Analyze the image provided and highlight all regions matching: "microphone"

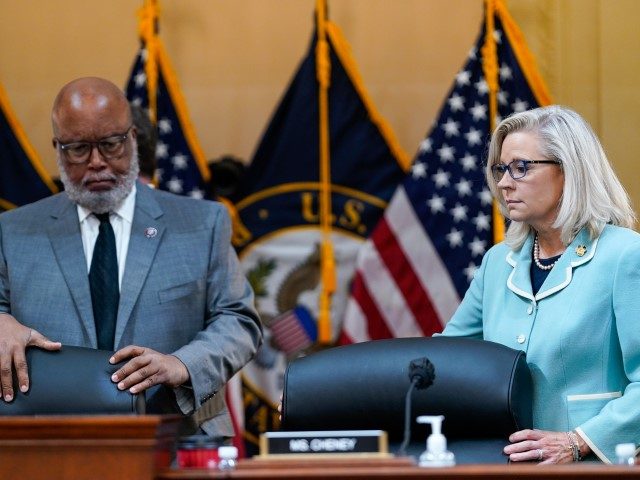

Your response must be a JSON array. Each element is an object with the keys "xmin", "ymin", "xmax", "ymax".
[
  {"xmin": 409, "ymin": 357, "xmax": 435, "ymax": 390},
  {"xmin": 397, "ymin": 357, "xmax": 435, "ymax": 456}
]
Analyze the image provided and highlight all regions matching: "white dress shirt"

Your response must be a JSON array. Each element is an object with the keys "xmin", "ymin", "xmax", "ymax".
[{"xmin": 77, "ymin": 185, "xmax": 136, "ymax": 290}]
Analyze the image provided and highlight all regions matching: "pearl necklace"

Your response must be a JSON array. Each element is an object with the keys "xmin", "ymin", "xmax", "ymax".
[{"xmin": 533, "ymin": 235, "xmax": 558, "ymax": 271}]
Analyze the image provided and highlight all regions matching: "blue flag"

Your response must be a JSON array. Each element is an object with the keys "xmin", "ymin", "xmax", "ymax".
[
  {"xmin": 234, "ymin": 15, "xmax": 409, "ymax": 454},
  {"xmin": 341, "ymin": 0, "xmax": 552, "ymax": 343},
  {"xmin": 0, "ymin": 82, "xmax": 56, "ymax": 211}
]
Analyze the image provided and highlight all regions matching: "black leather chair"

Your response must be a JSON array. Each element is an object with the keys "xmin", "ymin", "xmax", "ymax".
[
  {"xmin": 281, "ymin": 337, "xmax": 532, "ymax": 463},
  {"xmin": 0, "ymin": 345, "xmax": 145, "ymax": 415}
]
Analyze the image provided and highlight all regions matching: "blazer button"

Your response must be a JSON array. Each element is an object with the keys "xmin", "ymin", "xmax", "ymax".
[{"xmin": 516, "ymin": 334, "xmax": 526, "ymax": 344}]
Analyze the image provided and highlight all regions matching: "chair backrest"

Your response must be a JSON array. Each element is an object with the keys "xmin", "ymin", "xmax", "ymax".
[
  {"xmin": 0, "ymin": 345, "xmax": 145, "ymax": 415},
  {"xmin": 281, "ymin": 337, "xmax": 532, "ymax": 463}
]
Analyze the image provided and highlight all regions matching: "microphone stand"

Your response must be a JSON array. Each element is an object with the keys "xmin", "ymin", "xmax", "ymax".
[{"xmin": 396, "ymin": 357, "xmax": 435, "ymax": 457}]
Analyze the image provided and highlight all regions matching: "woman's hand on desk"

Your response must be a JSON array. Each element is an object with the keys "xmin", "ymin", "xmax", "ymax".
[{"xmin": 504, "ymin": 428, "xmax": 590, "ymax": 464}]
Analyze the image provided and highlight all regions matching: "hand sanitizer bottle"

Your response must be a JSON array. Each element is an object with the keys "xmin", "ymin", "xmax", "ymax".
[
  {"xmin": 417, "ymin": 415, "xmax": 456, "ymax": 467},
  {"xmin": 615, "ymin": 443, "xmax": 637, "ymax": 465},
  {"xmin": 218, "ymin": 446, "xmax": 238, "ymax": 470}
]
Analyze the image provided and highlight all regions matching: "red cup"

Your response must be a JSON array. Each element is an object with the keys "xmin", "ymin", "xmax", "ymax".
[{"xmin": 177, "ymin": 435, "xmax": 221, "ymax": 469}]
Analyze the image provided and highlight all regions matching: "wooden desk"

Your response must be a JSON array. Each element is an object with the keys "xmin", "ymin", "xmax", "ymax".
[
  {"xmin": 157, "ymin": 457, "xmax": 640, "ymax": 479},
  {"xmin": 0, "ymin": 415, "xmax": 180, "ymax": 480}
]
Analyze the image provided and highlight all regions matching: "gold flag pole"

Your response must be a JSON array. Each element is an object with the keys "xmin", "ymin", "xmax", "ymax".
[
  {"xmin": 315, "ymin": 0, "xmax": 336, "ymax": 345},
  {"xmin": 481, "ymin": 0, "xmax": 505, "ymax": 243},
  {"xmin": 138, "ymin": 0, "xmax": 160, "ymax": 123}
]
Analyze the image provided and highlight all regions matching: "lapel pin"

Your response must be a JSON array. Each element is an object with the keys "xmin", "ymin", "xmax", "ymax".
[
  {"xmin": 145, "ymin": 227, "xmax": 158, "ymax": 238},
  {"xmin": 575, "ymin": 245, "xmax": 587, "ymax": 257}
]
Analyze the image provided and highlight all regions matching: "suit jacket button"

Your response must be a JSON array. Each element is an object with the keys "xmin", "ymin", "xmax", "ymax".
[
  {"xmin": 516, "ymin": 334, "xmax": 526, "ymax": 344},
  {"xmin": 201, "ymin": 393, "xmax": 214, "ymax": 402}
]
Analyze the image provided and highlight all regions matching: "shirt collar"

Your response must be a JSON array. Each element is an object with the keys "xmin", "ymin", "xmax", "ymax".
[
  {"xmin": 505, "ymin": 226, "xmax": 598, "ymax": 300},
  {"xmin": 77, "ymin": 183, "xmax": 137, "ymax": 223}
]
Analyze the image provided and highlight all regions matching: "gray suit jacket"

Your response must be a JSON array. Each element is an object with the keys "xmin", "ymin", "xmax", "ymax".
[{"xmin": 0, "ymin": 182, "xmax": 262, "ymax": 437}]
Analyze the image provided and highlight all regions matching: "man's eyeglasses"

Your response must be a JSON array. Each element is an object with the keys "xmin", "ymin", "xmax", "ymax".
[
  {"xmin": 491, "ymin": 159, "xmax": 562, "ymax": 182},
  {"xmin": 54, "ymin": 125, "xmax": 133, "ymax": 164}
]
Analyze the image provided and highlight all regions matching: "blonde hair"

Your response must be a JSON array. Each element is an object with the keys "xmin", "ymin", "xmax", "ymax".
[{"xmin": 486, "ymin": 105, "xmax": 635, "ymax": 249}]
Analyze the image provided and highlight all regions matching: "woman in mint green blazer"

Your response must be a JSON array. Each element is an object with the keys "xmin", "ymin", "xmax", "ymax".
[{"xmin": 442, "ymin": 105, "xmax": 639, "ymax": 464}]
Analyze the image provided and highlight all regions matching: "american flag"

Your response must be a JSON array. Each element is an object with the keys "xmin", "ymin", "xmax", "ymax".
[
  {"xmin": 124, "ymin": 1, "xmax": 210, "ymax": 198},
  {"xmin": 340, "ymin": 2, "xmax": 551, "ymax": 343},
  {"xmin": 269, "ymin": 306, "xmax": 317, "ymax": 356}
]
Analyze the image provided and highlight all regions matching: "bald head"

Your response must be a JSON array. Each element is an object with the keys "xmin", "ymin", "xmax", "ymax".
[
  {"xmin": 52, "ymin": 77, "xmax": 132, "ymax": 138},
  {"xmin": 52, "ymin": 77, "xmax": 139, "ymax": 213}
]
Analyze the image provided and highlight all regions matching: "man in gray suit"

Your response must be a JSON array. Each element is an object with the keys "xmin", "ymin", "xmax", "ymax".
[{"xmin": 0, "ymin": 77, "xmax": 262, "ymax": 437}]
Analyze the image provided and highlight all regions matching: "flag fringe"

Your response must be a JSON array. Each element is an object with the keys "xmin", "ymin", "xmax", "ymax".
[
  {"xmin": 219, "ymin": 196, "xmax": 253, "ymax": 246},
  {"xmin": 326, "ymin": 22, "xmax": 411, "ymax": 172},
  {"xmin": 496, "ymin": 0, "xmax": 553, "ymax": 106},
  {"xmin": 0, "ymin": 81, "xmax": 57, "ymax": 194},
  {"xmin": 137, "ymin": 0, "xmax": 210, "ymax": 183},
  {"xmin": 0, "ymin": 198, "xmax": 16, "ymax": 210},
  {"xmin": 156, "ymin": 42, "xmax": 211, "ymax": 183},
  {"xmin": 240, "ymin": 372, "xmax": 281, "ymax": 408}
]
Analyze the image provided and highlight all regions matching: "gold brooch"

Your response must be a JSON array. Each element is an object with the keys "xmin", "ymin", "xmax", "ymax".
[{"xmin": 576, "ymin": 245, "xmax": 587, "ymax": 257}]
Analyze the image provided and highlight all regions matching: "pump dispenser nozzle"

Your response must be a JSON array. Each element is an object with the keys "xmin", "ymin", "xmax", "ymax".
[{"xmin": 416, "ymin": 415, "xmax": 455, "ymax": 467}]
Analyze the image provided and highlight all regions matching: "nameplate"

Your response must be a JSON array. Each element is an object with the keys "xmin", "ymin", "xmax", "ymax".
[{"xmin": 259, "ymin": 430, "xmax": 388, "ymax": 457}]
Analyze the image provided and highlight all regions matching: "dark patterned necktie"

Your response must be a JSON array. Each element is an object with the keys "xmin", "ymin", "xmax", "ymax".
[{"xmin": 89, "ymin": 213, "xmax": 119, "ymax": 350}]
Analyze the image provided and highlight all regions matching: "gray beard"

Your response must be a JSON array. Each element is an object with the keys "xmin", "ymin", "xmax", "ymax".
[{"xmin": 57, "ymin": 150, "xmax": 140, "ymax": 214}]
